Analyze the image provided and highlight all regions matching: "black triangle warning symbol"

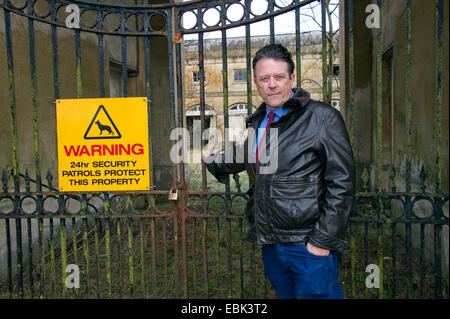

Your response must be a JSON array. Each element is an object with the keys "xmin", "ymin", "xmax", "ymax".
[{"xmin": 84, "ymin": 105, "xmax": 122, "ymax": 139}]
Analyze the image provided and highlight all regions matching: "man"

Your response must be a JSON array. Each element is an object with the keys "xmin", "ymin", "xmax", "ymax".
[{"xmin": 203, "ymin": 44, "xmax": 355, "ymax": 299}]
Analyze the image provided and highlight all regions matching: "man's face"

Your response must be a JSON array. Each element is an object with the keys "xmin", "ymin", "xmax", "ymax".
[{"xmin": 253, "ymin": 58, "xmax": 295, "ymax": 110}]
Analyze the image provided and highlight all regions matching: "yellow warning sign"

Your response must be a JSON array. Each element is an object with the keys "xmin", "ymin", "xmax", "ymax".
[{"xmin": 56, "ymin": 97, "xmax": 150, "ymax": 192}]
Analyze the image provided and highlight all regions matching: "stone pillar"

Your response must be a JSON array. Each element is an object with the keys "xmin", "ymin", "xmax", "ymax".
[
  {"xmin": 339, "ymin": 0, "xmax": 375, "ymax": 190},
  {"xmin": 148, "ymin": 0, "xmax": 174, "ymax": 190}
]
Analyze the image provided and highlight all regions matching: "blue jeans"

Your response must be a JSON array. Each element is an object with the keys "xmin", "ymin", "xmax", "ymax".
[{"xmin": 262, "ymin": 244, "xmax": 343, "ymax": 299}]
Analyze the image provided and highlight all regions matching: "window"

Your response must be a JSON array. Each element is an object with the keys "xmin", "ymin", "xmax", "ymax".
[
  {"xmin": 333, "ymin": 65, "xmax": 339, "ymax": 76},
  {"xmin": 229, "ymin": 103, "xmax": 249, "ymax": 114},
  {"xmin": 192, "ymin": 71, "xmax": 205, "ymax": 84},
  {"xmin": 233, "ymin": 69, "xmax": 247, "ymax": 82}
]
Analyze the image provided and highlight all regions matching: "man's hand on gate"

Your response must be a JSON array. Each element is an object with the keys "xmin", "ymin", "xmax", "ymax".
[{"xmin": 306, "ymin": 242, "xmax": 330, "ymax": 256}]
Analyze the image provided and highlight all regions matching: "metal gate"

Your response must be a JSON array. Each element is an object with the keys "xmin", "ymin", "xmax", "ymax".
[{"xmin": 0, "ymin": 0, "xmax": 448, "ymax": 299}]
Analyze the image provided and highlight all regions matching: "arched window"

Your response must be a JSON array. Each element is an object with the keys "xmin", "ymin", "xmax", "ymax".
[
  {"xmin": 185, "ymin": 105, "xmax": 216, "ymax": 149},
  {"xmin": 228, "ymin": 103, "xmax": 255, "ymax": 115},
  {"xmin": 186, "ymin": 104, "xmax": 216, "ymax": 116}
]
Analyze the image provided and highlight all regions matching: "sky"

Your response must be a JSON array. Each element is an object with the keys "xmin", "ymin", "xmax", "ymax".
[{"xmin": 180, "ymin": 0, "xmax": 340, "ymax": 40}]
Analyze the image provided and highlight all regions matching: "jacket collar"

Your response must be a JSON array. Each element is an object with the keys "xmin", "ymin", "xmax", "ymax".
[{"xmin": 245, "ymin": 87, "xmax": 311, "ymax": 124}]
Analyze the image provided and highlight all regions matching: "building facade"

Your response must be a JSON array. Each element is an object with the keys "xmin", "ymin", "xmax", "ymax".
[{"xmin": 183, "ymin": 32, "xmax": 340, "ymax": 146}]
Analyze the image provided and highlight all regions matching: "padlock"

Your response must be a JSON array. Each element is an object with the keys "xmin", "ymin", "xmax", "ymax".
[{"xmin": 168, "ymin": 187, "xmax": 178, "ymax": 201}]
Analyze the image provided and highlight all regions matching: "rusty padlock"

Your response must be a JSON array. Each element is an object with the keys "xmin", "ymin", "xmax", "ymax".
[{"xmin": 168, "ymin": 187, "xmax": 178, "ymax": 201}]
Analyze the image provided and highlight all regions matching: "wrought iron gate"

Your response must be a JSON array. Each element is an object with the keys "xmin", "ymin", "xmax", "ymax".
[{"xmin": 0, "ymin": 0, "xmax": 448, "ymax": 299}]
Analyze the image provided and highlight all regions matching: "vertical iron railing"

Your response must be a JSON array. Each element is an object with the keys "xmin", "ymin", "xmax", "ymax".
[
  {"xmin": 347, "ymin": 0, "xmax": 357, "ymax": 298},
  {"xmin": 433, "ymin": 0, "xmax": 444, "ymax": 300},
  {"xmin": 375, "ymin": 0, "xmax": 384, "ymax": 298}
]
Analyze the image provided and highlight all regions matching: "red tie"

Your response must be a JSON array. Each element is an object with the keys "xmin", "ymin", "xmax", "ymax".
[{"xmin": 255, "ymin": 112, "xmax": 275, "ymax": 171}]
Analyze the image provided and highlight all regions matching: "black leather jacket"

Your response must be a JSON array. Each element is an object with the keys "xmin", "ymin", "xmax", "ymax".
[{"xmin": 205, "ymin": 88, "xmax": 355, "ymax": 252}]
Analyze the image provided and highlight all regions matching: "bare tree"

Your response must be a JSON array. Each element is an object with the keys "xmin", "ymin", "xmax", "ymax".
[{"xmin": 301, "ymin": 0, "xmax": 340, "ymax": 104}]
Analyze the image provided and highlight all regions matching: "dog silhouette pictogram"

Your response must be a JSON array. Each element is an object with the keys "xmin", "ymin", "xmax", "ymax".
[{"xmin": 95, "ymin": 120, "xmax": 114, "ymax": 135}]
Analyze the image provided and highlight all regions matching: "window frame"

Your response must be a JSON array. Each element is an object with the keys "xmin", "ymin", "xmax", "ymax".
[
  {"xmin": 233, "ymin": 69, "xmax": 247, "ymax": 82},
  {"xmin": 192, "ymin": 71, "xmax": 205, "ymax": 84}
]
